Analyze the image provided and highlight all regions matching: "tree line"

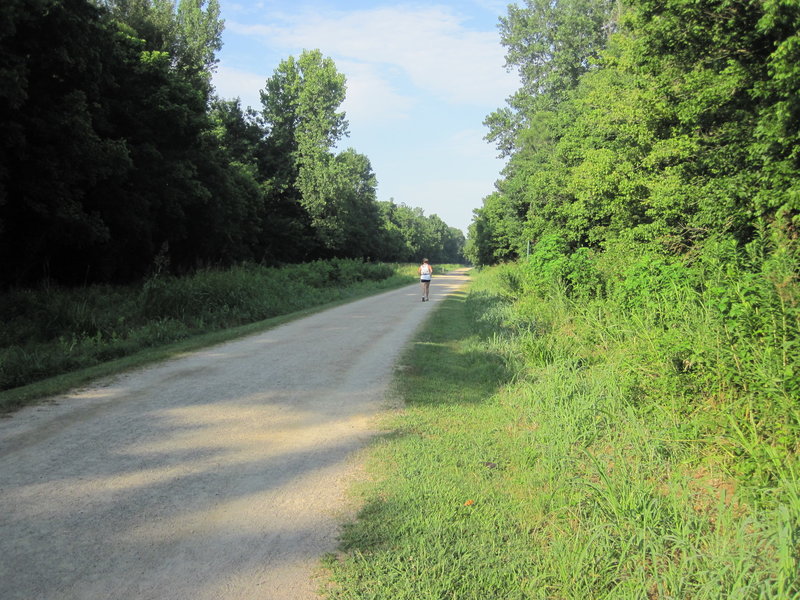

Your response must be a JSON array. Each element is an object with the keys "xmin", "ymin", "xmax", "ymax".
[
  {"xmin": 461, "ymin": 3, "xmax": 799, "ymax": 585},
  {"xmin": 0, "ymin": 0, "xmax": 465, "ymax": 287},
  {"xmin": 467, "ymin": 0, "xmax": 799, "ymax": 479},
  {"xmin": 468, "ymin": 0, "xmax": 798, "ymax": 273}
]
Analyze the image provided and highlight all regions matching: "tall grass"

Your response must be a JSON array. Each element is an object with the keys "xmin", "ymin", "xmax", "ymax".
[
  {"xmin": 0, "ymin": 259, "xmax": 446, "ymax": 399},
  {"xmin": 324, "ymin": 261, "xmax": 800, "ymax": 599}
]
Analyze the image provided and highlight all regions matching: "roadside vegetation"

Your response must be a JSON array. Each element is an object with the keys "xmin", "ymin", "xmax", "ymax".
[
  {"xmin": 1, "ymin": 3, "xmax": 468, "ymax": 411},
  {"xmin": 324, "ymin": 1, "xmax": 794, "ymax": 595},
  {"xmin": 0, "ymin": 260, "xmax": 461, "ymax": 411},
  {"xmin": 324, "ymin": 264, "xmax": 798, "ymax": 598},
  {"xmin": 2, "ymin": 1, "xmax": 464, "ymax": 287}
]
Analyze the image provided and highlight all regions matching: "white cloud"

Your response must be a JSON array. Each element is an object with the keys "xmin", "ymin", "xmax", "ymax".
[
  {"xmin": 336, "ymin": 60, "xmax": 416, "ymax": 123},
  {"xmin": 227, "ymin": 5, "xmax": 517, "ymax": 108},
  {"xmin": 212, "ymin": 63, "xmax": 265, "ymax": 109}
]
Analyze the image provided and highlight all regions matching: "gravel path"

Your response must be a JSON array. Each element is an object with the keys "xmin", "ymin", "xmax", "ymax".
[{"xmin": 0, "ymin": 271, "xmax": 469, "ymax": 600}]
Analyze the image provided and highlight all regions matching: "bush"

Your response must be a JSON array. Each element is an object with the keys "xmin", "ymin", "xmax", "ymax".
[
  {"xmin": 0, "ymin": 259, "xmax": 410, "ymax": 392},
  {"xmin": 504, "ymin": 232, "xmax": 800, "ymax": 483},
  {"xmin": 520, "ymin": 233, "xmax": 605, "ymax": 300},
  {"xmin": 460, "ymin": 260, "xmax": 800, "ymax": 596}
]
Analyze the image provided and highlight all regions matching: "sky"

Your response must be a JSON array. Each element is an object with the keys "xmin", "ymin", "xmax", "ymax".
[{"xmin": 211, "ymin": 0, "xmax": 519, "ymax": 234}]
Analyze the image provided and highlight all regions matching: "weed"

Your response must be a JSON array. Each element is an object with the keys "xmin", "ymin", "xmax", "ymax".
[
  {"xmin": 326, "ymin": 264, "xmax": 800, "ymax": 599},
  {"xmin": 0, "ymin": 261, "xmax": 457, "ymax": 405}
]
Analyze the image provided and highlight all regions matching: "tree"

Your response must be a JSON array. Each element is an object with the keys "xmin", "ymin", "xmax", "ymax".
[
  {"xmin": 259, "ymin": 49, "xmax": 350, "ymax": 256},
  {"xmin": 442, "ymin": 226, "xmax": 466, "ymax": 263},
  {"xmin": 485, "ymin": 0, "xmax": 618, "ymax": 157},
  {"xmin": 0, "ymin": 5, "xmax": 463, "ymax": 285},
  {"xmin": 324, "ymin": 148, "xmax": 382, "ymax": 256},
  {"xmin": 98, "ymin": 0, "xmax": 223, "ymax": 78},
  {"xmin": 472, "ymin": 0, "xmax": 800, "ymax": 269},
  {"xmin": 0, "ymin": 0, "xmax": 132, "ymax": 283},
  {"xmin": 0, "ymin": 0, "xmax": 236, "ymax": 284}
]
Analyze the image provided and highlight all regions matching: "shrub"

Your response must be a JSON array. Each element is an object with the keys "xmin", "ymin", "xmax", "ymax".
[{"xmin": 0, "ymin": 259, "xmax": 410, "ymax": 392}]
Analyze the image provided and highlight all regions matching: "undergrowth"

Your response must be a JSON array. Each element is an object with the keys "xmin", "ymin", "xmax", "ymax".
[
  {"xmin": 0, "ymin": 259, "xmax": 452, "ymax": 395},
  {"xmin": 324, "ymin": 249, "xmax": 799, "ymax": 599}
]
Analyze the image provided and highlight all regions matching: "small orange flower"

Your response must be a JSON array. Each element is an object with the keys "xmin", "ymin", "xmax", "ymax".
[{"xmin": 464, "ymin": 499, "xmax": 475, "ymax": 506}]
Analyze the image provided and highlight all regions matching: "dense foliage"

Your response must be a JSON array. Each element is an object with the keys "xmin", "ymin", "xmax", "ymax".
[
  {"xmin": 470, "ymin": 1, "xmax": 799, "ymax": 437},
  {"xmin": 0, "ymin": 259, "xmax": 455, "ymax": 398},
  {"xmin": 471, "ymin": 0, "xmax": 798, "ymax": 267},
  {"xmin": 461, "ymin": 1, "xmax": 799, "ymax": 592},
  {"xmin": 327, "ymin": 267, "xmax": 799, "ymax": 597},
  {"xmin": 0, "ymin": 0, "xmax": 464, "ymax": 286}
]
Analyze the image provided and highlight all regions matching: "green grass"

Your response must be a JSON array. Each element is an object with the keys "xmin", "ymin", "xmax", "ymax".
[
  {"xmin": 322, "ymin": 267, "xmax": 800, "ymax": 599},
  {"xmin": 324, "ymin": 281, "xmax": 526, "ymax": 599},
  {"xmin": 0, "ymin": 261, "xmax": 464, "ymax": 412}
]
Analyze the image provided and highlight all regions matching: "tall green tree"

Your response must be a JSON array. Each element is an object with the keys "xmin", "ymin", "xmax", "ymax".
[
  {"xmin": 0, "ymin": 0, "xmax": 236, "ymax": 283},
  {"xmin": 474, "ymin": 0, "xmax": 800, "ymax": 265},
  {"xmin": 0, "ymin": 0, "xmax": 131, "ymax": 282},
  {"xmin": 485, "ymin": 0, "xmax": 618, "ymax": 157},
  {"xmin": 98, "ymin": 0, "xmax": 223, "ymax": 77},
  {"xmin": 323, "ymin": 148, "xmax": 382, "ymax": 256},
  {"xmin": 259, "ymin": 49, "xmax": 350, "ymax": 256},
  {"xmin": 0, "ymin": 5, "xmax": 463, "ymax": 285}
]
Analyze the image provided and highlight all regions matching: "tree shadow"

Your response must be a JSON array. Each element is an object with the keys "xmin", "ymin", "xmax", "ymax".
[
  {"xmin": 0, "ymin": 285, "xmax": 450, "ymax": 599},
  {"xmin": 398, "ymin": 291, "xmax": 515, "ymax": 407},
  {"xmin": 0, "ymin": 394, "xmax": 380, "ymax": 599}
]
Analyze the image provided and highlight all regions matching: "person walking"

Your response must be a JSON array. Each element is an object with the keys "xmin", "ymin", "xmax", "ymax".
[{"xmin": 418, "ymin": 258, "xmax": 433, "ymax": 301}]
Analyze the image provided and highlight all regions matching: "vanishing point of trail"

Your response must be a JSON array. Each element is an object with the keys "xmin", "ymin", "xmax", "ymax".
[{"xmin": 0, "ymin": 271, "xmax": 469, "ymax": 600}]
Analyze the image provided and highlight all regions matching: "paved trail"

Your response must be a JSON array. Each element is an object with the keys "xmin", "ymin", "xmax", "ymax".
[{"xmin": 0, "ymin": 271, "xmax": 469, "ymax": 600}]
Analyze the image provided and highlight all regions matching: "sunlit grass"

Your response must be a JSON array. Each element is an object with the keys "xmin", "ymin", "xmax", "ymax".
[{"xmin": 323, "ymin": 266, "xmax": 800, "ymax": 599}]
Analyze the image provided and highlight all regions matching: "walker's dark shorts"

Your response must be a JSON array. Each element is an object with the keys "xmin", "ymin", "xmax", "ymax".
[{"xmin": 420, "ymin": 279, "xmax": 431, "ymax": 283}]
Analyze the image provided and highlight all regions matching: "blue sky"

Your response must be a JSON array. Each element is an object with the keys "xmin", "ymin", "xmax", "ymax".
[{"xmin": 211, "ymin": 1, "xmax": 519, "ymax": 234}]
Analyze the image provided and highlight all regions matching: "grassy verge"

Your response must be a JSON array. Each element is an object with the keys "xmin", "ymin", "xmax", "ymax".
[
  {"xmin": 323, "ymin": 266, "xmax": 800, "ymax": 599},
  {"xmin": 1, "ymin": 261, "xmax": 463, "ymax": 412}
]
